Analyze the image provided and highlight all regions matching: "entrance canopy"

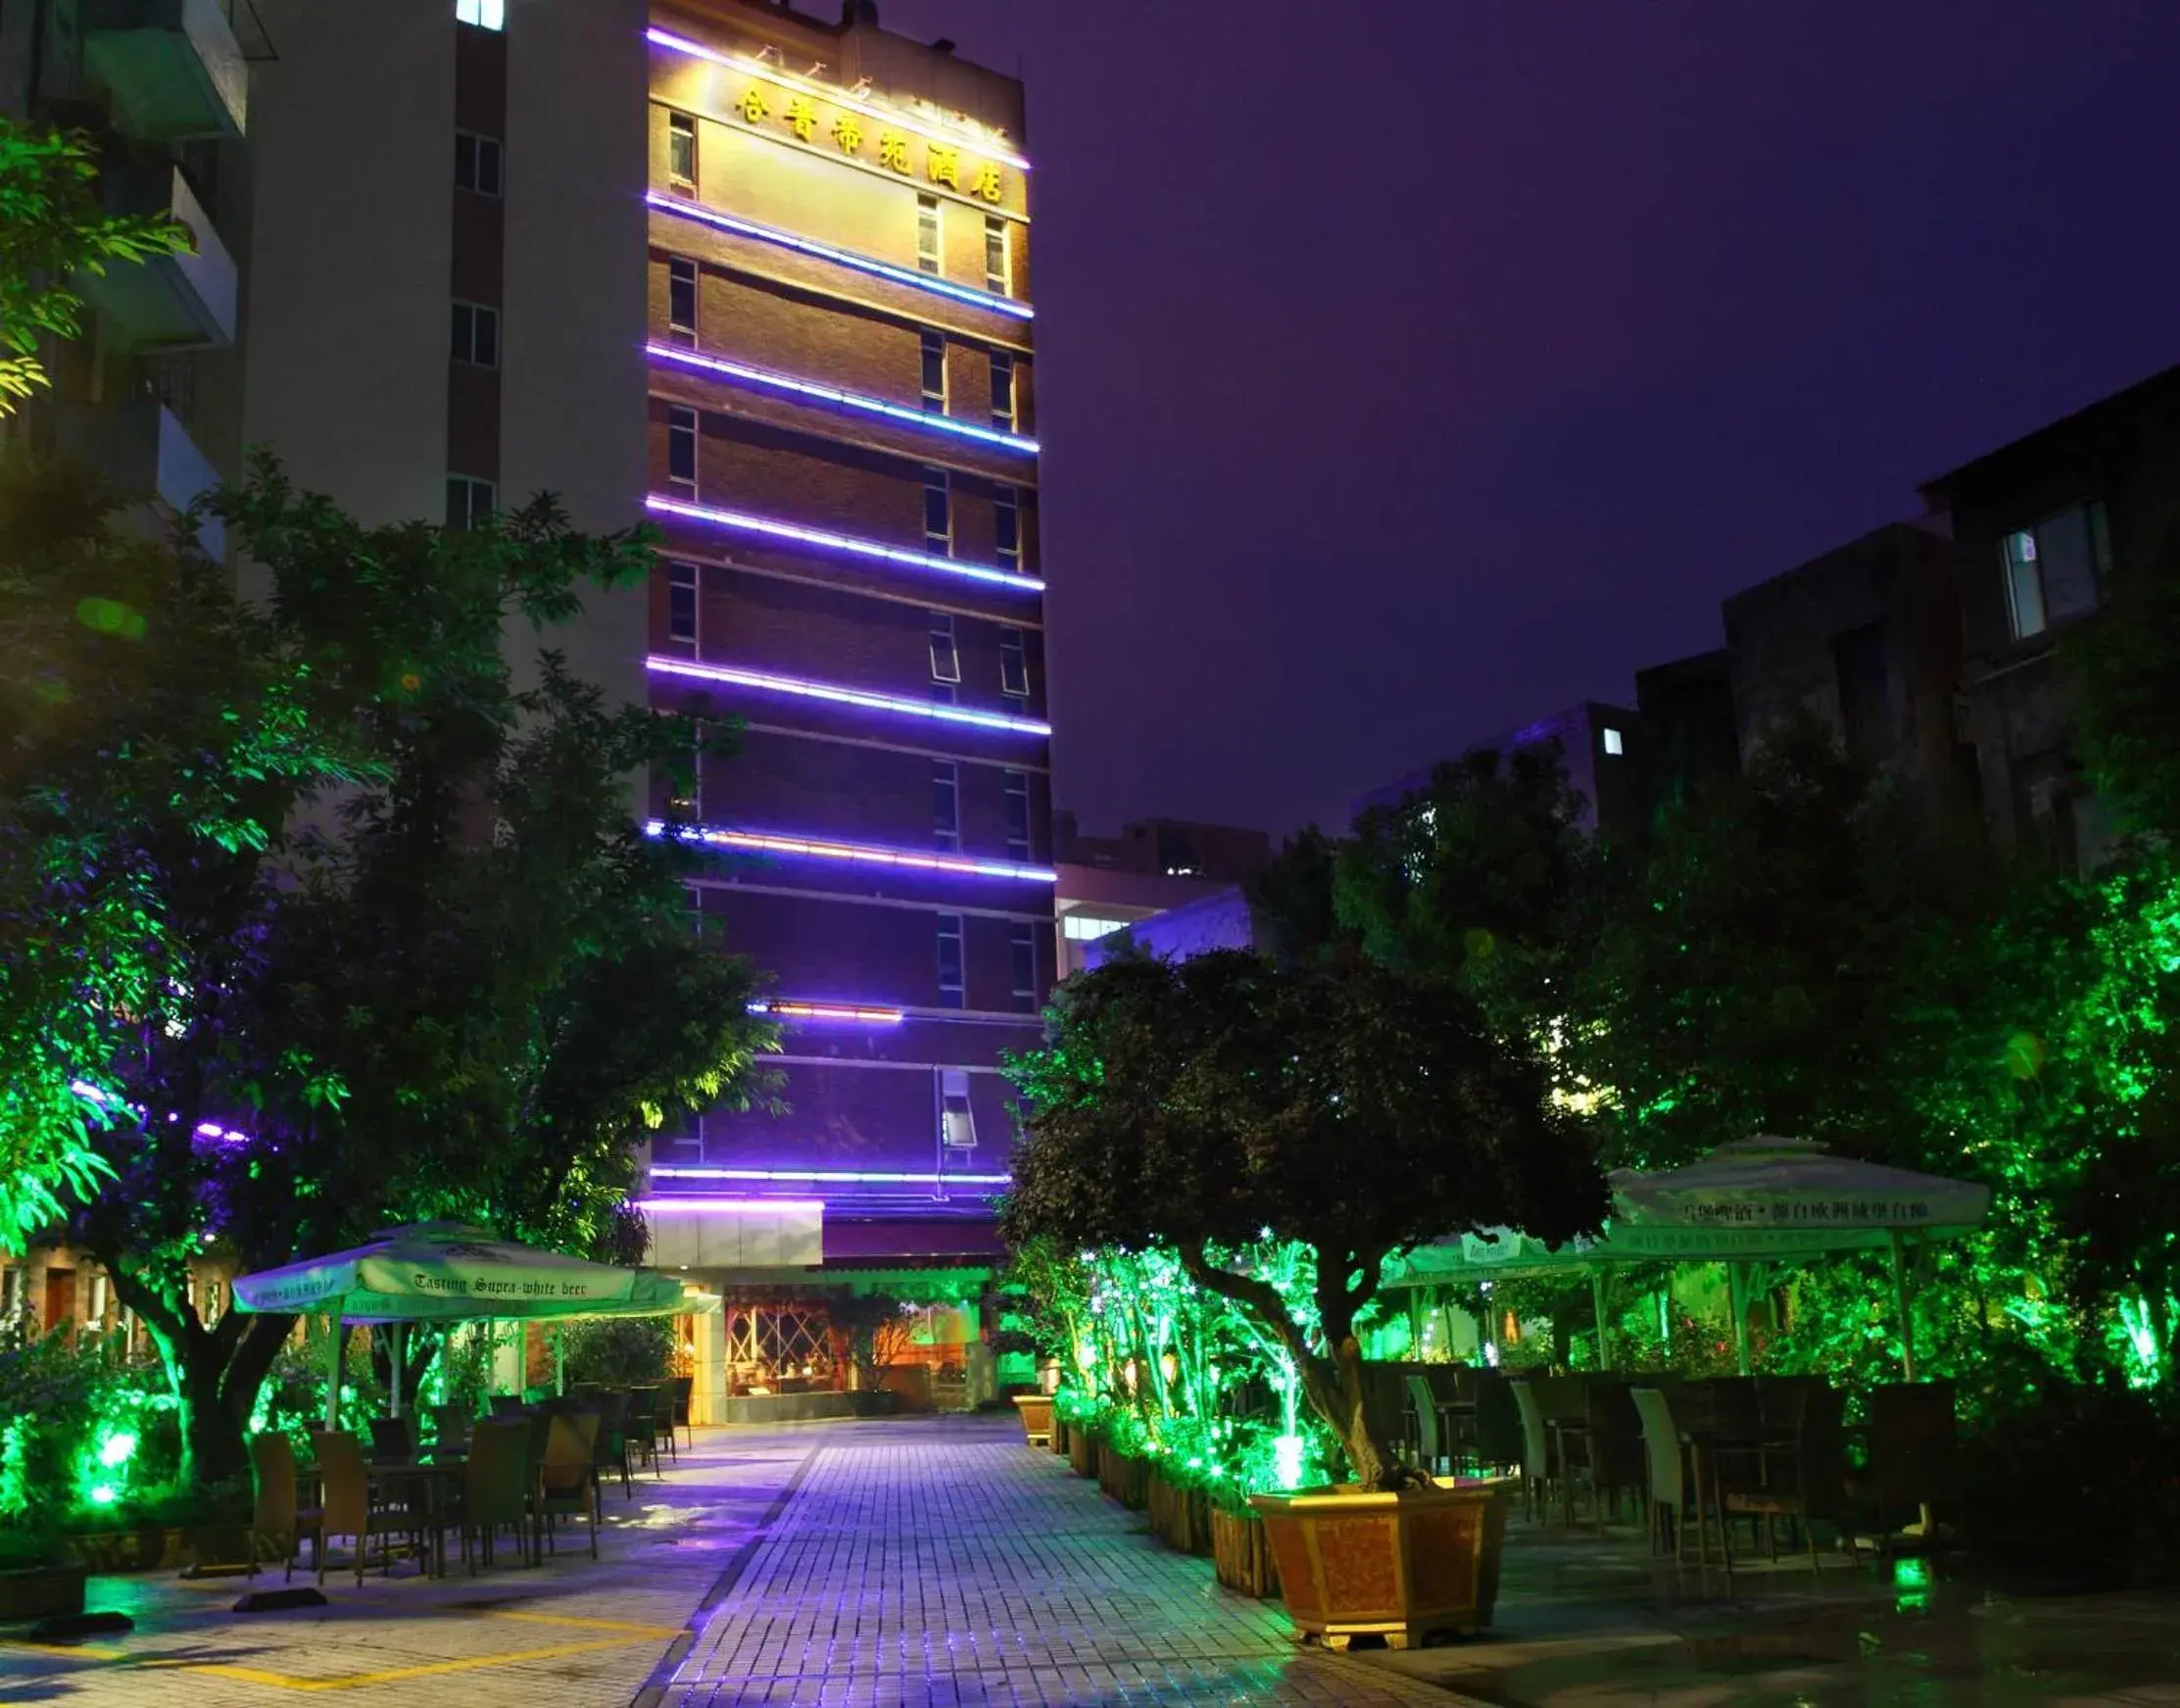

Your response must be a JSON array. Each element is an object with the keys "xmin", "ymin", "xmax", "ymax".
[{"xmin": 231, "ymin": 1221, "xmax": 709, "ymax": 1324}]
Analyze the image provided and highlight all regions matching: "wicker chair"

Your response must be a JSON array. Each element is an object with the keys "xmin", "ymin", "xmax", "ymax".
[
  {"xmin": 457, "ymin": 1418, "xmax": 535, "ymax": 1570},
  {"xmin": 1722, "ymin": 1383, "xmax": 1850, "ymax": 1571},
  {"xmin": 539, "ymin": 1413, "xmax": 603, "ymax": 1558},
  {"xmin": 1509, "ymin": 1381, "xmax": 1559, "ymax": 1522},
  {"xmin": 313, "ymin": 1429, "xmax": 419, "ymax": 1585},
  {"xmin": 248, "ymin": 1432, "xmax": 322, "ymax": 1581},
  {"xmin": 1630, "ymin": 1386, "xmax": 1693, "ymax": 1559}
]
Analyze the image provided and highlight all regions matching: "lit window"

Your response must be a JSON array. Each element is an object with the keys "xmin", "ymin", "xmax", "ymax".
[
  {"xmin": 668, "ymin": 112, "xmax": 697, "ymax": 189},
  {"xmin": 456, "ymin": 0, "xmax": 505, "ymax": 29},
  {"xmin": 990, "ymin": 351, "xmax": 1015, "ymax": 429},
  {"xmin": 928, "ymin": 610, "xmax": 960, "ymax": 687},
  {"xmin": 993, "ymin": 484, "xmax": 1019, "ymax": 570},
  {"xmin": 934, "ymin": 760, "xmax": 960, "ymax": 852},
  {"xmin": 667, "ymin": 405, "xmax": 699, "ymax": 496},
  {"xmin": 984, "ymin": 215, "xmax": 1010, "ymax": 296},
  {"xmin": 998, "ymin": 627, "xmax": 1029, "ymax": 700},
  {"xmin": 936, "ymin": 915, "xmax": 965, "ymax": 1008},
  {"xmin": 667, "ymin": 561, "xmax": 699, "ymax": 646},
  {"xmin": 1062, "ymin": 914, "xmax": 1129, "ymax": 943},
  {"xmin": 2002, "ymin": 501, "xmax": 2108, "ymax": 642},
  {"xmin": 455, "ymin": 130, "xmax": 503, "ymax": 196},
  {"xmin": 1009, "ymin": 924, "xmax": 1037, "ymax": 1013},
  {"xmin": 446, "ymin": 474, "xmax": 496, "ymax": 531},
  {"xmin": 916, "ymin": 194, "xmax": 942, "ymax": 275},
  {"xmin": 1601, "ymin": 727, "xmax": 1623, "ymax": 757},
  {"xmin": 922, "ymin": 466, "xmax": 950, "ymax": 553},
  {"xmin": 920, "ymin": 331, "xmax": 947, "ymax": 412},
  {"xmin": 451, "ymin": 300, "xmax": 500, "ymax": 367},
  {"xmin": 939, "ymin": 1066, "xmax": 976, "ymax": 1145},
  {"xmin": 1002, "ymin": 769, "xmax": 1031, "ymax": 860},
  {"xmin": 668, "ymin": 258, "xmax": 698, "ymax": 346}
]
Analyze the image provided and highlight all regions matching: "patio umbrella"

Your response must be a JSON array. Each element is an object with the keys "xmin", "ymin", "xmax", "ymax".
[
  {"xmin": 232, "ymin": 1222, "xmax": 705, "ymax": 1423},
  {"xmin": 1384, "ymin": 1138, "xmax": 1991, "ymax": 1376}
]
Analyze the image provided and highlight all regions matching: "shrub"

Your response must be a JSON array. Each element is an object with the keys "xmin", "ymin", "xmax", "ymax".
[{"xmin": 561, "ymin": 1317, "xmax": 673, "ymax": 1389}]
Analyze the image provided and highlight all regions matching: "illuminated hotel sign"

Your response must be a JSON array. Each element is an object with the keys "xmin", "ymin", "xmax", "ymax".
[{"xmin": 733, "ymin": 81, "xmax": 1007, "ymax": 202}]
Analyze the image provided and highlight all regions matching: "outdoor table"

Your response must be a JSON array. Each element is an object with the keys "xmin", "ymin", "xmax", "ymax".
[
  {"xmin": 1679, "ymin": 1425, "xmax": 1795, "ymax": 1569},
  {"xmin": 369, "ymin": 1459, "xmax": 465, "ymax": 1578}
]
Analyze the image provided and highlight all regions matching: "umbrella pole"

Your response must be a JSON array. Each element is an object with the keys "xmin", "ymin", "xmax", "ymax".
[
  {"xmin": 390, "ymin": 1322, "xmax": 405, "ymax": 1420},
  {"xmin": 325, "ymin": 1314, "xmax": 344, "ymax": 1431},
  {"xmin": 1888, "ymin": 1230, "xmax": 1918, "ymax": 1382},
  {"xmin": 1728, "ymin": 1263, "xmax": 1752, "ymax": 1375},
  {"xmin": 1590, "ymin": 1269, "xmax": 1613, "ymax": 1372},
  {"xmin": 555, "ymin": 1324, "xmax": 565, "ymax": 1397}
]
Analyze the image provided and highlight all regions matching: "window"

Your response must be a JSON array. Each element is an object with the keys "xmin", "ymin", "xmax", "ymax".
[
  {"xmin": 1600, "ymin": 726, "xmax": 1623, "ymax": 757},
  {"xmin": 936, "ymin": 914, "xmax": 965, "ymax": 1008},
  {"xmin": 668, "ymin": 113, "xmax": 698, "ymax": 189},
  {"xmin": 455, "ymin": 130, "xmax": 504, "ymax": 196},
  {"xmin": 993, "ymin": 483, "xmax": 1020, "ymax": 570},
  {"xmin": 455, "ymin": 0, "xmax": 505, "ymax": 28},
  {"xmin": 2002, "ymin": 501, "xmax": 2109, "ymax": 641},
  {"xmin": 667, "ymin": 405, "xmax": 699, "ymax": 496},
  {"xmin": 668, "ymin": 258, "xmax": 698, "ymax": 346},
  {"xmin": 928, "ymin": 610, "xmax": 960, "ymax": 687},
  {"xmin": 667, "ymin": 561, "xmax": 699, "ymax": 646},
  {"xmin": 934, "ymin": 759, "xmax": 960, "ymax": 852},
  {"xmin": 984, "ymin": 215, "xmax": 1010, "ymax": 295},
  {"xmin": 922, "ymin": 466, "xmax": 951, "ymax": 553},
  {"xmin": 939, "ymin": 1066, "xmax": 977, "ymax": 1147},
  {"xmin": 1009, "ymin": 925, "xmax": 1038, "ymax": 1013},
  {"xmin": 451, "ymin": 300, "xmax": 500, "ymax": 367},
  {"xmin": 990, "ymin": 351, "xmax": 1015, "ymax": 429},
  {"xmin": 1062, "ymin": 913, "xmax": 1128, "ymax": 943},
  {"xmin": 919, "ymin": 331, "xmax": 947, "ymax": 412},
  {"xmin": 446, "ymin": 474, "xmax": 495, "ymax": 531},
  {"xmin": 1002, "ymin": 769, "xmax": 1031, "ymax": 860},
  {"xmin": 998, "ymin": 627, "xmax": 1030, "ymax": 700},
  {"xmin": 916, "ymin": 193, "xmax": 942, "ymax": 275}
]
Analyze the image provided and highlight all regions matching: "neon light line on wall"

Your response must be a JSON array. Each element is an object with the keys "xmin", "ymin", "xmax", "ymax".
[
  {"xmin": 648, "ymin": 344, "xmax": 1038, "ymax": 456},
  {"xmin": 646, "ymin": 191, "xmax": 1034, "ymax": 320},
  {"xmin": 645, "ymin": 495, "xmax": 1043, "ymax": 594},
  {"xmin": 651, "ymin": 1166, "xmax": 1011, "ymax": 1187},
  {"xmin": 634, "ymin": 1196, "xmax": 828, "ymax": 1215},
  {"xmin": 646, "ymin": 818, "xmax": 1057, "ymax": 883},
  {"xmin": 646, "ymin": 27, "xmax": 1034, "ymax": 172},
  {"xmin": 747, "ymin": 1000, "xmax": 907, "ymax": 1025},
  {"xmin": 649, "ymin": 656, "xmax": 1049, "ymax": 736}
]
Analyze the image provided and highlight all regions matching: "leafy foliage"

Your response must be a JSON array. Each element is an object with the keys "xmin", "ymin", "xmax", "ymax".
[
  {"xmin": 561, "ymin": 1317, "xmax": 675, "ymax": 1390},
  {"xmin": 0, "ymin": 122, "xmax": 189, "ymax": 414}
]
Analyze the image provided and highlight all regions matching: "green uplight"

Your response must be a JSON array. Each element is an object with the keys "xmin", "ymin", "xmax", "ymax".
[
  {"xmin": 96, "ymin": 1429, "xmax": 138, "ymax": 1469},
  {"xmin": 88, "ymin": 1483, "xmax": 119, "ymax": 1506}
]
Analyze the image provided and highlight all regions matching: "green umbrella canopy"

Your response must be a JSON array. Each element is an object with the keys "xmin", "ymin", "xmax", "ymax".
[{"xmin": 231, "ymin": 1222, "xmax": 703, "ymax": 1324}]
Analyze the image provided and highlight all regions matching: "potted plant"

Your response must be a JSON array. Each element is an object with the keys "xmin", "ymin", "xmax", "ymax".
[{"xmin": 1005, "ymin": 950, "xmax": 1605, "ymax": 1647}]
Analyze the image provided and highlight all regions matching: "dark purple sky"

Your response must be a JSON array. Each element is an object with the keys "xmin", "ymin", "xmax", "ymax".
[{"xmin": 880, "ymin": 0, "xmax": 2180, "ymax": 837}]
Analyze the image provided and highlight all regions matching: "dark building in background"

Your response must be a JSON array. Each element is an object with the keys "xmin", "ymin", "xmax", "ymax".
[
  {"xmin": 1051, "ymin": 812, "xmax": 1272, "ymax": 977},
  {"xmin": 1632, "ymin": 650, "xmax": 1740, "ymax": 815},
  {"xmin": 1920, "ymin": 363, "xmax": 2180, "ymax": 870},
  {"xmin": 1351, "ymin": 701, "xmax": 1645, "ymax": 842},
  {"xmin": 1721, "ymin": 521, "xmax": 1974, "ymax": 827}
]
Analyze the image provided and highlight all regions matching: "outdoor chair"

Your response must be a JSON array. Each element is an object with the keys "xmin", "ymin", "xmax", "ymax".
[
  {"xmin": 1405, "ymin": 1374, "xmax": 1445, "ymax": 1475},
  {"xmin": 1721, "ymin": 1382, "xmax": 1850, "ymax": 1572},
  {"xmin": 247, "ymin": 1431, "xmax": 323, "ymax": 1581},
  {"xmin": 1585, "ymin": 1379, "xmax": 1646, "ymax": 1524},
  {"xmin": 1863, "ymin": 1381, "xmax": 1959, "ymax": 1537},
  {"xmin": 313, "ymin": 1429, "xmax": 421, "ymax": 1586},
  {"xmin": 1509, "ymin": 1380, "xmax": 1559, "ymax": 1522},
  {"xmin": 488, "ymin": 1392, "xmax": 526, "ymax": 1418},
  {"xmin": 652, "ymin": 1377, "xmax": 687, "ymax": 1464},
  {"xmin": 539, "ymin": 1412, "xmax": 603, "ymax": 1558},
  {"xmin": 1756, "ymin": 1375, "xmax": 1826, "ymax": 1437},
  {"xmin": 667, "ymin": 1373, "xmax": 696, "ymax": 1449},
  {"xmin": 1471, "ymin": 1370, "xmax": 1524, "ymax": 1476},
  {"xmin": 366, "ymin": 1414, "xmax": 415, "ymax": 1464},
  {"xmin": 1631, "ymin": 1386, "xmax": 1694, "ymax": 1560},
  {"xmin": 592, "ymin": 1389, "xmax": 634, "ymax": 1499},
  {"xmin": 457, "ymin": 1418, "xmax": 534, "ymax": 1570},
  {"xmin": 427, "ymin": 1404, "xmax": 472, "ymax": 1457},
  {"xmin": 624, "ymin": 1385, "xmax": 663, "ymax": 1478}
]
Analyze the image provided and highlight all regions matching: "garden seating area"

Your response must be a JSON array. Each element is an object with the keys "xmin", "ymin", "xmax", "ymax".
[{"xmin": 247, "ymin": 1375, "xmax": 694, "ymax": 1585}]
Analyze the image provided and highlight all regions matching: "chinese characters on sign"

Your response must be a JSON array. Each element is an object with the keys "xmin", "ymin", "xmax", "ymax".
[
  {"xmin": 734, "ymin": 83, "xmax": 1007, "ymax": 202},
  {"xmin": 1683, "ymin": 1198, "xmax": 1934, "ymax": 1225}
]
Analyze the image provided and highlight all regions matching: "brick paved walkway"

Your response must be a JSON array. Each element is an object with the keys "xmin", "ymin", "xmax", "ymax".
[{"xmin": 649, "ymin": 1416, "xmax": 1457, "ymax": 1707}]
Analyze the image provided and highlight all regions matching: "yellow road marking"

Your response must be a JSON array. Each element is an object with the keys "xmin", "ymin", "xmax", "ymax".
[
  {"xmin": 173, "ymin": 1636, "xmax": 649, "ymax": 1690},
  {"xmin": 479, "ymin": 1608, "xmax": 683, "ymax": 1637}
]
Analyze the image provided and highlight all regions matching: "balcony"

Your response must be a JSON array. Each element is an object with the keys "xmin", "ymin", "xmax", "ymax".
[
  {"xmin": 58, "ymin": 400, "xmax": 226, "ymax": 560},
  {"xmin": 81, "ymin": 0, "xmax": 248, "ymax": 141},
  {"xmin": 81, "ymin": 165, "xmax": 236, "ymax": 350}
]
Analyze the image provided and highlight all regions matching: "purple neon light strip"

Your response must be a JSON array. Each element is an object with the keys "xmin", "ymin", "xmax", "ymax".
[
  {"xmin": 647, "ymin": 191, "xmax": 1035, "ymax": 321},
  {"xmin": 647, "ymin": 818, "xmax": 1056, "ymax": 883},
  {"xmin": 645, "ymin": 27, "xmax": 1033, "ymax": 172},
  {"xmin": 648, "ymin": 344, "xmax": 1038, "ymax": 457},
  {"xmin": 646, "ymin": 495, "xmax": 1043, "ymax": 596},
  {"xmin": 648, "ymin": 656, "xmax": 1049, "ymax": 737},
  {"xmin": 748, "ymin": 1000, "xmax": 907, "ymax": 1025},
  {"xmin": 635, "ymin": 1196, "xmax": 828, "ymax": 1214},
  {"xmin": 652, "ymin": 1165, "xmax": 1010, "ymax": 1187}
]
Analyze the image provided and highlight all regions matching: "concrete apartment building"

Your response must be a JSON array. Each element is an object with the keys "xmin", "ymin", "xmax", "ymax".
[{"xmin": 1352, "ymin": 701, "xmax": 1645, "ymax": 842}]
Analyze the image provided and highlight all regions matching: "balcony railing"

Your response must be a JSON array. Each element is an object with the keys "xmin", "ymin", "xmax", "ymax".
[{"xmin": 82, "ymin": 165, "xmax": 237, "ymax": 350}]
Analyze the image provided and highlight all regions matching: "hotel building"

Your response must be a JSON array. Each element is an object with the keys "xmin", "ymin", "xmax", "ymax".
[{"xmin": 636, "ymin": 0, "xmax": 1051, "ymax": 1338}]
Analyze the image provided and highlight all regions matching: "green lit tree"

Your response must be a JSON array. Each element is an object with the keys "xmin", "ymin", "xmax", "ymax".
[
  {"xmin": 3, "ymin": 456, "xmax": 777, "ymax": 1483},
  {"xmin": 1004, "ymin": 949, "xmax": 1607, "ymax": 1490},
  {"xmin": 1, "ymin": 122, "xmax": 187, "ymax": 414}
]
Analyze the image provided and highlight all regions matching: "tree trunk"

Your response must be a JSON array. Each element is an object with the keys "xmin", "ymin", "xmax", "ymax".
[{"xmin": 110, "ymin": 1265, "xmax": 293, "ymax": 1488}]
